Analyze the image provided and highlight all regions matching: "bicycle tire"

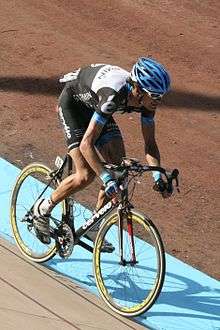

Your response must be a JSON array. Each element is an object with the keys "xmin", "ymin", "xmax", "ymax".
[
  {"xmin": 93, "ymin": 209, "xmax": 165, "ymax": 317},
  {"xmin": 10, "ymin": 163, "xmax": 65, "ymax": 263}
]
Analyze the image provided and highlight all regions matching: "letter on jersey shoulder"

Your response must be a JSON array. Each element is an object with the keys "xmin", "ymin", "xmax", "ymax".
[{"xmin": 91, "ymin": 63, "xmax": 106, "ymax": 67}]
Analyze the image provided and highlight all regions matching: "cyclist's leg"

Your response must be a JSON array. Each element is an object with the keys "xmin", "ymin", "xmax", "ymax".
[
  {"xmin": 33, "ymin": 146, "xmax": 96, "ymax": 243},
  {"xmin": 51, "ymin": 147, "xmax": 95, "ymax": 203},
  {"xmin": 33, "ymin": 87, "xmax": 96, "ymax": 239},
  {"xmin": 52, "ymin": 87, "xmax": 97, "ymax": 203},
  {"xmin": 95, "ymin": 120, "xmax": 126, "ymax": 210}
]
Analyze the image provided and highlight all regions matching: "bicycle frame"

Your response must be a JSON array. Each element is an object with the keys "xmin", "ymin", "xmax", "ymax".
[
  {"xmin": 27, "ymin": 152, "xmax": 178, "ymax": 263},
  {"xmin": 51, "ymin": 154, "xmax": 137, "ymax": 260}
]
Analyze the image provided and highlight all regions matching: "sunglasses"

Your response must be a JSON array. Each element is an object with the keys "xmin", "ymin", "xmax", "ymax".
[
  {"xmin": 139, "ymin": 87, "xmax": 164, "ymax": 101},
  {"xmin": 142, "ymin": 89, "xmax": 164, "ymax": 101}
]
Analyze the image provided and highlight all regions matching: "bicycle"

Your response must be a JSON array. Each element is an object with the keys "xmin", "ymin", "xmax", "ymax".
[{"xmin": 10, "ymin": 154, "xmax": 179, "ymax": 317}]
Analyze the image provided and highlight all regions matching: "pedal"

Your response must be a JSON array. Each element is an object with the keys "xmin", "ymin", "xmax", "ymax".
[{"xmin": 101, "ymin": 243, "xmax": 115, "ymax": 253}]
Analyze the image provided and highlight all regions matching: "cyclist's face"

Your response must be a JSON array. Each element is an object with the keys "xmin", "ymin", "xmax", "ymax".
[
  {"xmin": 139, "ymin": 92, "xmax": 161, "ymax": 111},
  {"xmin": 130, "ymin": 85, "xmax": 162, "ymax": 111}
]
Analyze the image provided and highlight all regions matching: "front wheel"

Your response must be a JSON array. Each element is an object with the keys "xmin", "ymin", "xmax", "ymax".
[
  {"xmin": 10, "ymin": 163, "xmax": 65, "ymax": 263},
  {"xmin": 93, "ymin": 209, "xmax": 165, "ymax": 317}
]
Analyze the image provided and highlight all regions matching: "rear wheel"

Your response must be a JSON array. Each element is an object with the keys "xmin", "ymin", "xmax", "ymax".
[
  {"xmin": 10, "ymin": 163, "xmax": 65, "ymax": 263},
  {"xmin": 93, "ymin": 210, "xmax": 165, "ymax": 317}
]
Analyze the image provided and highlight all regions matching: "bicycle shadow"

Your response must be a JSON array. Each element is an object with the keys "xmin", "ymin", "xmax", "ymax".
[
  {"xmin": 140, "ymin": 271, "xmax": 220, "ymax": 326},
  {"xmin": 48, "ymin": 257, "xmax": 220, "ymax": 328}
]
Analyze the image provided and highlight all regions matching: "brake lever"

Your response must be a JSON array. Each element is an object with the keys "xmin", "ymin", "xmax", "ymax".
[
  {"xmin": 166, "ymin": 169, "xmax": 180, "ymax": 193},
  {"xmin": 175, "ymin": 177, "xmax": 180, "ymax": 193},
  {"xmin": 172, "ymin": 169, "xmax": 180, "ymax": 193}
]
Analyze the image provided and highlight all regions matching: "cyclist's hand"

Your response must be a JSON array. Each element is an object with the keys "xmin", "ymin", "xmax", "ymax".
[
  {"xmin": 105, "ymin": 180, "xmax": 119, "ymax": 198},
  {"xmin": 153, "ymin": 178, "xmax": 173, "ymax": 198}
]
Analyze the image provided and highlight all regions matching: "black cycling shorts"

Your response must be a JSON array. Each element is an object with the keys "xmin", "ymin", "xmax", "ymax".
[{"xmin": 58, "ymin": 86, "xmax": 122, "ymax": 151}]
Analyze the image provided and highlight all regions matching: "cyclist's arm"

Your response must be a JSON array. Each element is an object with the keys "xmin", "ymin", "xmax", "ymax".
[
  {"xmin": 141, "ymin": 110, "xmax": 172, "ymax": 197},
  {"xmin": 141, "ymin": 111, "xmax": 161, "ymax": 168},
  {"xmin": 80, "ymin": 88, "xmax": 119, "ymax": 175}
]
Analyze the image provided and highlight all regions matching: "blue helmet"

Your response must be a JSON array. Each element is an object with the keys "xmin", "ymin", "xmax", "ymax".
[{"xmin": 130, "ymin": 57, "xmax": 171, "ymax": 94}]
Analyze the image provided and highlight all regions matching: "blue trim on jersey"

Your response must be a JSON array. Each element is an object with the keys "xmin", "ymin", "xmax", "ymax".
[
  {"xmin": 95, "ymin": 130, "xmax": 122, "ymax": 149},
  {"xmin": 141, "ymin": 115, "xmax": 154, "ymax": 125},
  {"xmin": 92, "ymin": 112, "xmax": 108, "ymax": 126}
]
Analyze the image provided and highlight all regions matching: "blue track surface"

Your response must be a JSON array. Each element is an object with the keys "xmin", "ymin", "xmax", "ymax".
[{"xmin": 0, "ymin": 157, "xmax": 219, "ymax": 330}]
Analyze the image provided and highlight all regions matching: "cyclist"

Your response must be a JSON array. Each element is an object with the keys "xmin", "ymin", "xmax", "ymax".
[{"xmin": 33, "ymin": 57, "xmax": 172, "ymax": 245}]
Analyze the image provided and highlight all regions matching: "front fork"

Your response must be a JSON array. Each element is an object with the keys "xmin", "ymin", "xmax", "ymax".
[{"xmin": 117, "ymin": 204, "xmax": 137, "ymax": 266}]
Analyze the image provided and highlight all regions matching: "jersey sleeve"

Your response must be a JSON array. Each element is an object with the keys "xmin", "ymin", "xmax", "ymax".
[{"xmin": 96, "ymin": 87, "xmax": 119, "ymax": 117}]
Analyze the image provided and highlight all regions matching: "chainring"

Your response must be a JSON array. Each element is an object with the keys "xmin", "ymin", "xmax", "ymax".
[{"xmin": 57, "ymin": 223, "xmax": 74, "ymax": 259}]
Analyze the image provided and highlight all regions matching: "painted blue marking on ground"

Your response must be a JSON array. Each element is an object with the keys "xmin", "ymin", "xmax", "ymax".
[{"xmin": 0, "ymin": 157, "xmax": 219, "ymax": 330}]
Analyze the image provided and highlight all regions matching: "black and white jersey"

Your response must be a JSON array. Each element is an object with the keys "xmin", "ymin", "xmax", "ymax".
[
  {"xmin": 58, "ymin": 64, "xmax": 155, "ymax": 150},
  {"xmin": 60, "ymin": 64, "xmax": 135, "ymax": 117},
  {"xmin": 59, "ymin": 63, "xmax": 155, "ymax": 120}
]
